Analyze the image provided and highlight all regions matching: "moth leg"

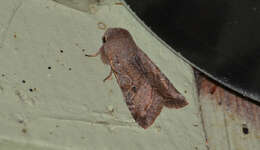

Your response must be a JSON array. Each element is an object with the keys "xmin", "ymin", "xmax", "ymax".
[
  {"xmin": 85, "ymin": 50, "xmax": 100, "ymax": 57},
  {"xmin": 103, "ymin": 68, "xmax": 113, "ymax": 82}
]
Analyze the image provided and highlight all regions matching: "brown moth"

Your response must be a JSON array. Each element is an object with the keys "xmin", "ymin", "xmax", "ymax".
[{"xmin": 87, "ymin": 28, "xmax": 188, "ymax": 129}]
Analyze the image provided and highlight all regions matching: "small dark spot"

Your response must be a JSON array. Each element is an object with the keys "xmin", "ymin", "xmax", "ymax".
[
  {"xmin": 209, "ymin": 86, "xmax": 216, "ymax": 94},
  {"xmin": 82, "ymin": 49, "xmax": 85, "ymax": 52},
  {"xmin": 184, "ymin": 90, "xmax": 187, "ymax": 94},
  {"xmin": 242, "ymin": 127, "xmax": 249, "ymax": 134},
  {"xmin": 29, "ymin": 88, "xmax": 33, "ymax": 92},
  {"xmin": 60, "ymin": 50, "xmax": 64, "ymax": 53},
  {"xmin": 56, "ymin": 125, "xmax": 60, "ymax": 128},
  {"xmin": 95, "ymin": 121, "xmax": 109, "ymax": 125},
  {"xmin": 1, "ymin": 74, "xmax": 5, "ymax": 77},
  {"xmin": 48, "ymin": 66, "xmax": 51, "ymax": 70},
  {"xmin": 22, "ymin": 128, "xmax": 27, "ymax": 134},
  {"xmin": 18, "ymin": 120, "xmax": 24, "ymax": 124},
  {"xmin": 49, "ymin": 131, "xmax": 53, "ymax": 135},
  {"xmin": 132, "ymin": 86, "xmax": 137, "ymax": 93},
  {"xmin": 68, "ymin": 67, "xmax": 72, "ymax": 71},
  {"xmin": 242, "ymin": 124, "xmax": 249, "ymax": 134},
  {"xmin": 193, "ymin": 123, "xmax": 199, "ymax": 127},
  {"xmin": 14, "ymin": 34, "xmax": 17, "ymax": 38},
  {"xmin": 22, "ymin": 80, "xmax": 26, "ymax": 83},
  {"xmin": 102, "ymin": 36, "xmax": 106, "ymax": 43}
]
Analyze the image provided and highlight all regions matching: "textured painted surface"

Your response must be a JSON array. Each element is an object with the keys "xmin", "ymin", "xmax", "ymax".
[
  {"xmin": 0, "ymin": 0, "xmax": 205, "ymax": 150},
  {"xmin": 197, "ymin": 73, "xmax": 260, "ymax": 150}
]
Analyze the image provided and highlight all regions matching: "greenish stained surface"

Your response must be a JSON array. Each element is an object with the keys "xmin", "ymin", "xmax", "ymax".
[{"xmin": 0, "ymin": 0, "xmax": 205, "ymax": 149}]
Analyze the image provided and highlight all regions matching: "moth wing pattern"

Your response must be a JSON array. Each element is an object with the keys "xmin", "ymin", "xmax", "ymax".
[
  {"xmin": 95, "ymin": 27, "xmax": 188, "ymax": 129},
  {"xmin": 113, "ymin": 69, "xmax": 164, "ymax": 129},
  {"xmin": 134, "ymin": 49, "xmax": 189, "ymax": 108},
  {"xmin": 111, "ymin": 51, "xmax": 187, "ymax": 128}
]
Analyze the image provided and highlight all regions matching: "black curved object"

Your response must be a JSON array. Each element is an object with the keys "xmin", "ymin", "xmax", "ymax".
[{"xmin": 124, "ymin": 0, "xmax": 260, "ymax": 103}]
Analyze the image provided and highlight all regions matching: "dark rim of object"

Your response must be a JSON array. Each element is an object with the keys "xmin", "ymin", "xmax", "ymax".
[{"xmin": 124, "ymin": 0, "xmax": 260, "ymax": 103}]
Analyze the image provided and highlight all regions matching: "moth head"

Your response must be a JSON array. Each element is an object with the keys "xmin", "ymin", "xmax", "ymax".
[{"xmin": 103, "ymin": 28, "xmax": 131, "ymax": 43}]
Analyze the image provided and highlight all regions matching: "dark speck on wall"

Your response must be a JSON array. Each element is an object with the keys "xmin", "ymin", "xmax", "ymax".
[
  {"xmin": 18, "ymin": 120, "xmax": 24, "ymax": 124},
  {"xmin": 22, "ymin": 128, "xmax": 27, "ymax": 134},
  {"xmin": 242, "ymin": 124, "xmax": 249, "ymax": 134}
]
